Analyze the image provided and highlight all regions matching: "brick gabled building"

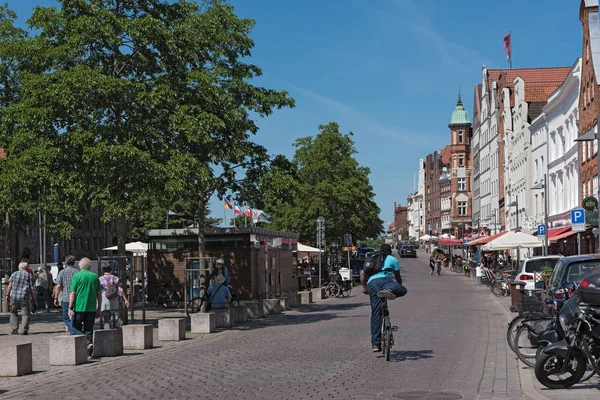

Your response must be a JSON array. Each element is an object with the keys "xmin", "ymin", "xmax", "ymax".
[
  {"xmin": 424, "ymin": 151, "xmax": 443, "ymax": 235},
  {"xmin": 579, "ymin": 0, "xmax": 600, "ymax": 206}
]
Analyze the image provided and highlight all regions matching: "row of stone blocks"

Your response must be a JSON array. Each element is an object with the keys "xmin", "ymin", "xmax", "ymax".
[{"xmin": 0, "ymin": 291, "xmax": 326, "ymax": 376}]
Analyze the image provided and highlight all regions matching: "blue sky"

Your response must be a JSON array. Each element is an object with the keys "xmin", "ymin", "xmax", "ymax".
[{"xmin": 7, "ymin": 0, "xmax": 584, "ymax": 229}]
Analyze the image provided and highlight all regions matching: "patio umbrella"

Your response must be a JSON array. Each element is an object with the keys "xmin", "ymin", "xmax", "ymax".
[
  {"xmin": 481, "ymin": 231, "xmax": 542, "ymax": 251},
  {"xmin": 103, "ymin": 241, "xmax": 148, "ymax": 252}
]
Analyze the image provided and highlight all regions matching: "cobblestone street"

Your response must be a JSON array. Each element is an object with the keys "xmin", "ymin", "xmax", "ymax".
[{"xmin": 1, "ymin": 252, "xmax": 598, "ymax": 399}]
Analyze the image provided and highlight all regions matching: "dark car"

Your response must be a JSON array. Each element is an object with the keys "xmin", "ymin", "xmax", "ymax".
[
  {"xmin": 399, "ymin": 245, "xmax": 417, "ymax": 258},
  {"xmin": 350, "ymin": 247, "xmax": 375, "ymax": 280},
  {"xmin": 545, "ymin": 254, "xmax": 600, "ymax": 302}
]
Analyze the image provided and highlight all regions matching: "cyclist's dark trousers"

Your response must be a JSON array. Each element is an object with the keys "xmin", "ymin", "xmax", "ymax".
[{"xmin": 367, "ymin": 276, "xmax": 407, "ymax": 348}]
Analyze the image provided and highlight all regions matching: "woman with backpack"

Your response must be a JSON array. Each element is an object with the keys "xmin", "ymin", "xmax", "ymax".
[{"xmin": 99, "ymin": 264, "xmax": 129, "ymax": 329}]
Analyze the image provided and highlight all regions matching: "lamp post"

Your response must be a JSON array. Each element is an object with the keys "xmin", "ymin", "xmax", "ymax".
[
  {"xmin": 531, "ymin": 174, "xmax": 549, "ymax": 256},
  {"xmin": 508, "ymin": 195, "xmax": 520, "ymax": 267},
  {"xmin": 574, "ymin": 117, "xmax": 600, "ymax": 254}
]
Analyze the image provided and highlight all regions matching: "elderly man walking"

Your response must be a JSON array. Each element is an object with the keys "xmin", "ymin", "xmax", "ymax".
[
  {"xmin": 68, "ymin": 257, "xmax": 102, "ymax": 357},
  {"xmin": 5, "ymin": 261, "xmax": 36, "ymax": 335},
  {"xmin": 54, "ymin": 256, "xmax": 79, "ymax": 334}
]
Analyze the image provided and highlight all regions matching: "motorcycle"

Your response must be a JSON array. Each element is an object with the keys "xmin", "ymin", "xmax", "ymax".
[{"xmin": 534, "ymin": 291, "xmax": 600, "ymax": 389}]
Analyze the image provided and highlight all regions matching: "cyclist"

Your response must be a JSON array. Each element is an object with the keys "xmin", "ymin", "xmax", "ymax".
[
  {"xmin": 360, "ymin": 244, "xmax": 407, "ymax": 352},
  {"xmin": 206, "ymin": 258, "xmax": 231, "ymax": 288}
]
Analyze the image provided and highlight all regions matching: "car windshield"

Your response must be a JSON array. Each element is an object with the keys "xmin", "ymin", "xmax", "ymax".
[
  {"xmin": 524, "ymin": 259, "xmax": 559, "ymax": 273},
  {"xmin": 403, "ymin": 246, "xmax": 414, "ymax": 250},
  {"xmin": 565, "ymin": 261, "xmax": 600, "ymax": 284}
]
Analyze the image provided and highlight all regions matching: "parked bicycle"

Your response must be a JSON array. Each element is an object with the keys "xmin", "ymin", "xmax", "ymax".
[{"xmin": 146, "ymin": 283, "xmax": 182, "ymax": 309}]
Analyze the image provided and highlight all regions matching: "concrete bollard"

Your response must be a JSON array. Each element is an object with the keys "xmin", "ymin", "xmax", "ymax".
[
  {"xmin": 232, "ymin": 305, "xmax": 248, "ymax": 323},
  {"xmin": 93, "ymin": 328, "xmax": 124, "ymax": 357},
  {"xmin": 49, "ymin": 335, "xmax": 88, "ymax": 365},
  {"xmin": 299, "ymin": 291, "xmax": 313, "ymax": 304},
  {"xmin": 190, "ymin": 313, "xmax": 216, "ymax": 333},
  {"xmin": 158, "ymin": 318, "xmax": 186, "ymax": 341},
  {"xmin": 0, "ymin": 343, "xmax": 32, "ymax": 376},
  {"xmin": 122, "ymin": 324, "xmax": 154, "ymax": 350},
  {"xmin": 278, "ymin": 297, "xmax": 289, "ymax": 311},
  {"xmin": 287, "ymin": 293, "xmax": 301, "ymax": 308},
  {"xmin": 263, "ymin": 299, "xmax": 282, "ymax": 315},
  {"xmin": 213, "ymin": 309, "xmax": 234, "ymax": 328},
  {"xmin": 246, "ymin": 301, "xmax": 265, "ymax": 319},
  {"xmin": 312, "ymin": 287, "xmax": 327, "ymax": 301}
]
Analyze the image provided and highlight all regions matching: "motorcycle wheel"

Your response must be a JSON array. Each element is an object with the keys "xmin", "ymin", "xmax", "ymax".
[
  {"xmin": 507, "ymin": 316, "xmax": 524, "ymax": 354},
  {"xmin": 514, "ymin": 325, "xmax": 537, "ymax": 367},
  {"xmin": 534, "ymin": 350, "xmax": 587, "ymax": 389}
]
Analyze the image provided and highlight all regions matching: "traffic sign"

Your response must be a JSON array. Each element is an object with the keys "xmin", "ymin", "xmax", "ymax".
[
  {"xmin": 583, "ymin": 196, "xmax": 599, "ymax": 212},
  {"xmin": 571, "ymin": 209, "xmax": 586, "ymax": 232},
  {"xmin": 537, "ymin": 225, "xmax": 546, "ymax": 236}
]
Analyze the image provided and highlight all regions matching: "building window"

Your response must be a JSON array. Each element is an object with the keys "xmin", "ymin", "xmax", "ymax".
[
  {"xmin": 458, "ymin": 178, "xmax": 466, "ymax": 192},
  {"xmin": 458, "ymin": 155, "xmax": 464, "ymax": 167},
  {"xmin": 458, "ymin": 131, "xmax": 464, "ymax": 144},
  {"xmin": 458, "ymin": 201, "xmax": 467, "ymax": 216}
]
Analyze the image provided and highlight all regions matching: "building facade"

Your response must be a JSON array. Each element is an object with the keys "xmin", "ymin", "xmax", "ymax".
[{"xmin": 424, "ymin": 151, "xmax": 443, "ymax": 235}]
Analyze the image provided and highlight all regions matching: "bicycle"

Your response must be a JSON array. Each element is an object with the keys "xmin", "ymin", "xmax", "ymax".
[
  {"xmin": 380, "ymin": 298, "xmax": 398, "ymax": 361},
  {"xmin": 326, "ymin": 281, "xmax": 341, "ymax": 297},
  {"xmin": 186, "ymin": 285, "xmax": 239, "ymax": 317},
  {"xmin": 147, "ymin": 283, "xmax": 181, "ymax": 309}
]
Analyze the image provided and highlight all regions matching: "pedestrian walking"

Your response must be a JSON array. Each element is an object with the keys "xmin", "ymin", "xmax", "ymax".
[
  {"xmin": 5, "ymin": 261, "xmax": 36, "ymax": 335},
  {"xmin": 35, "ymin": 265, "xmax": 52, "ymax": 313},
  {"xmin": 476, "ymin": 264, "xmax": 483, "ymax": 284},
  {"xmin": 68, "ymin": 257, "xmax": 102, "ymax": 357},
  {"xmin": 99, "ymin": 264, "xmax": 129, "ymax": 329},
  {"xmin": 54, "ymin": 256, "xmax": 79, "ymax": 334}
]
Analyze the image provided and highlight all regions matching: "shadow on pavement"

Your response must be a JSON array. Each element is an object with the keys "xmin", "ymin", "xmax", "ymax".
[
  {"xmin": 390, "ymin": 349, "xmax": 434, "ymax": 362},
  {"xmin": 233, "ymin": 312, "xmax": 352, "ymax": 331}
]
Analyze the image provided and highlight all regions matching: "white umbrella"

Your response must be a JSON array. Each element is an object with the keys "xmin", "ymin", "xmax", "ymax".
[
  {"xmin": 103, "ymin": 241, "xmax": 148, "ymax": 252},
  {"xmin": 297, "ymin": 243, "xmax": 321, "ymax": 253},
  {"xmin": 482, "ymin": 231, "xmax": 542, "ymax": 251},
  {"xmin": 420, "ymin": 234, "xmax": 431, "ymax": 241}
]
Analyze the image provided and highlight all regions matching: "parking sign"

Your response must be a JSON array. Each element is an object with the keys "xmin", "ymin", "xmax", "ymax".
[
  {"xmin": 571, "ymin": 209, "xmax": 586, "ymax": 232},
  {"xmin": 537, "ymin": 225, "xmax": 546, "ymax": 241}
]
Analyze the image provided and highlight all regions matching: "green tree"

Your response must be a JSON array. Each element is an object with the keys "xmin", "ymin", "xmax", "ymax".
[{"xmin": 258, "ymin": 122, "xmax": 382, "ymax": 243}]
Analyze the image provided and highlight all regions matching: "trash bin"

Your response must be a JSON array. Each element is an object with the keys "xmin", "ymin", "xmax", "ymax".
[{"xmin": 509, "ymin": 281, "xmax": 526, "ymax": 313}]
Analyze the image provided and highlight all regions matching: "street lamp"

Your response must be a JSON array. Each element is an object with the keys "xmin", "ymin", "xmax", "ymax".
[
  {"xmin": 508, "ymin": 195, "xmax": 520, "ymax": 268},
  {"xmin": 531, "ymin": 175, "xmax": 549, "ymax": 256},
  {"xmin": 574, "ymin": 118, "xmax": 600, "ymax": 254}
]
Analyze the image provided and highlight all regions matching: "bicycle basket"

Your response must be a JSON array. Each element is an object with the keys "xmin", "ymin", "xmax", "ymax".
[{"xmin": 517, "ymin": 290, "xmax": 553, "ymax": 319}]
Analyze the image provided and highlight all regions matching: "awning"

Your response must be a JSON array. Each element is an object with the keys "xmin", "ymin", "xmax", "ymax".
[
  {"xmin": 550, "ymin": 229, "xmax": 578, "ymax": 243},
  {"xmin": 482, "ymin": 231, "xmax": 542, "ymax": 250},
  {"xmin": 437, "ymin": 238, "xmax": 463, "ymax": 247},
  {"xmin": 297, "ymin": 243, "xmax": 322, "ymax": 253},
  {"xmin": 103, "ymin": 241, "xmax": 148, "ymax": 253},
  {"xmin": 466, "ymin": 231, "xmax": 507, "ymax": 246},
  {"xmin": 533, "ymin": 226, "xmax": 570, "ymax": 238}
]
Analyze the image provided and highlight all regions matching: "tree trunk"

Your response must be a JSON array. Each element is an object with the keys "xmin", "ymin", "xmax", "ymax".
[
  {"xmin": 197, "ymin": 201, "xmax": 207, "ymax": 270},
  {"xmin": 116, "ymin": 217, "xmax": 128, "ymax": 325}
]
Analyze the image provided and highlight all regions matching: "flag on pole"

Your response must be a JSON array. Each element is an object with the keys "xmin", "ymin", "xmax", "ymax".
[
  {"xmin": 503, "ymin": 33, "xmax": 512, "ymax": 69},
  {"xmin": 233, "ymin": 201, "xmax": 242, "ymax": 216},
  {"xmin": 244, "ymin": 208, "xmax": 251, "ymax": 217},
  {"xmin": 224, "ymin": 199, "xmax": 234, "ymax": 209}
]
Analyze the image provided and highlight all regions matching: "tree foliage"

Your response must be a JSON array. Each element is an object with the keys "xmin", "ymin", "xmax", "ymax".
[{"xmin": 256, "ymin": 122, "xmax": 383, "ymax": 243}]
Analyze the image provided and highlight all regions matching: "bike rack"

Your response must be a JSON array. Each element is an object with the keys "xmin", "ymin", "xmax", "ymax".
[
  {"xmin": 97, "ymin": 255, "xmax": 146, "ymax": 324},
  {"xmin": 183, "ymin": 257, "xmax": 215, "ymax": 317}
]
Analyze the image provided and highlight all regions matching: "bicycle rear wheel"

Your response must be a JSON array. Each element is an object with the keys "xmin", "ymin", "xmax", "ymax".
[
  {"xmin": 169, "ymin": 291, "xmax": 181, "ymax": 308},
  {"xmin": 507, "ymin": 316, "xmax": 524, "ymax": 354},
  {"xmin": 341, "ymin": 283, "xmax": 351, "ymax": 298},
  {"xmin": 515, "ymin": 325, "xmax": 537, "ymax": 367},
  {"xmin": 384, "ymin": 318, "xmax": 392, "ymax": 361},
  {"xmin": 491, "ymin": 282, "xmax": 506, "ymax": 298},
  {"xmin": 186, "ymin": 297, "xmax": 205, "ymax": 317}
]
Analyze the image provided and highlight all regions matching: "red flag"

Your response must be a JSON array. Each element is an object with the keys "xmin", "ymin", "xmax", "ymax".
[
  {"xmin": 503, "ymin": 33, "xmax": 512, "ymax": 67},
  {"xmin": 244, "ymin": 208, "xmax": 251, "ymax": 217}
]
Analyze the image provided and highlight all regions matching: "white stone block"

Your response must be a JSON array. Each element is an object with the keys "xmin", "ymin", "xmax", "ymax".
[
  {"xmin": 278, "ymin": 297, "xmax": 289, "ymax": 311},
  {"xmin": 287, "ymin": 293, "xmax": 301, "ymax": 308},
  {"xmin": 122, "ymin": 324, "xmax": 154, "ymax": 350},
  {"xmin": 190, "ymin": 313, "xmax": 216, "ymax": 333},
  {"xmin": 299, "ymin": 291, "xmax": 313, "ymax": 304},
  {"xmin": 213, "ymin": 309, "xmax": 234, "ymax": 328},
  {"xmin": 232, "ymin": 305, "xmax": 248, "ymax": 323},
  {"xmin": 0, "ymin": 343, "xmax": 32, "ymax": 376},
  {"xmin": 246, "ymin": 301, "xmax": 265, "ymax": 319},
  {"xmin": 263, "ymin": 299, "xmax": 282, "ymax": 314},
  {"xmin": 158, "ymin": 318, "xmax": 186, "ymax": 341},
  {"xmin": 312, "ymin": 287, "xmax": 327, "ymax": 301},
  {"xmin": 93, "ymin": 329, "xmax": 123, "ymax": 357},
  {"xmin": 49, "ymin": 335, "xmax": 88, "ymax": 365}
]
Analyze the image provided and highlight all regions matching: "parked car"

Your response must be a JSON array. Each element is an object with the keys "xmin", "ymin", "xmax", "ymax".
[
  {"xmin": 544, "ymin": 254, "xmax": 600, "ymax": 303},
  {"xmin": 399, "ymin": 245, "xmax": 417, "ymax": 258},
  {"xmin": 514, "ymin": 256, "xmax": 561, "ymax": 290},
  {"xmin": 350, "ymin": 247, "xmax": 375, "ymax": 280}
]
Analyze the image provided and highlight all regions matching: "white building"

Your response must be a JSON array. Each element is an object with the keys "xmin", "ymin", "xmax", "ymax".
[
  {"xmin": 406, "ymin": 159, "xmax": 425, "ymax": 239},
  {"xmin": 545, "ymin": 59, "xmax": 581, "ymax": 227},
  {"xmin": 472, "ymin": 66, "xmax": 501, "ymax": 233},
  {"xmin": 529, "ymin": 114, "xmax": 547, "ymax": 227}
]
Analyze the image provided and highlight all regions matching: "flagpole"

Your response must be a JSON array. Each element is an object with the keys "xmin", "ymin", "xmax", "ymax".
[
  {"xmin": 223, "ymin": 205, "xmax": 226, "ymax": 228},
  {"xmin": 510, "ymin": 31, "xmax": 513, "ymax": 69}
]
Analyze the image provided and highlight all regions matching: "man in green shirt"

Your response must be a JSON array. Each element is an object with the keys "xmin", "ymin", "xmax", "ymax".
[{"xmin": 68, "ymin": 257, "xmax": 102, "ymax": 356}]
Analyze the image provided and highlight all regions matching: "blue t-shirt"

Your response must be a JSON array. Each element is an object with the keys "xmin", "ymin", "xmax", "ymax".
[
  {"xmin": 208, "ymin": 284, "xmax": 232, "ymax": 309},
  {"xmin": 367, "ymin": 255, "xmax": 400, "ymax": 284}
]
